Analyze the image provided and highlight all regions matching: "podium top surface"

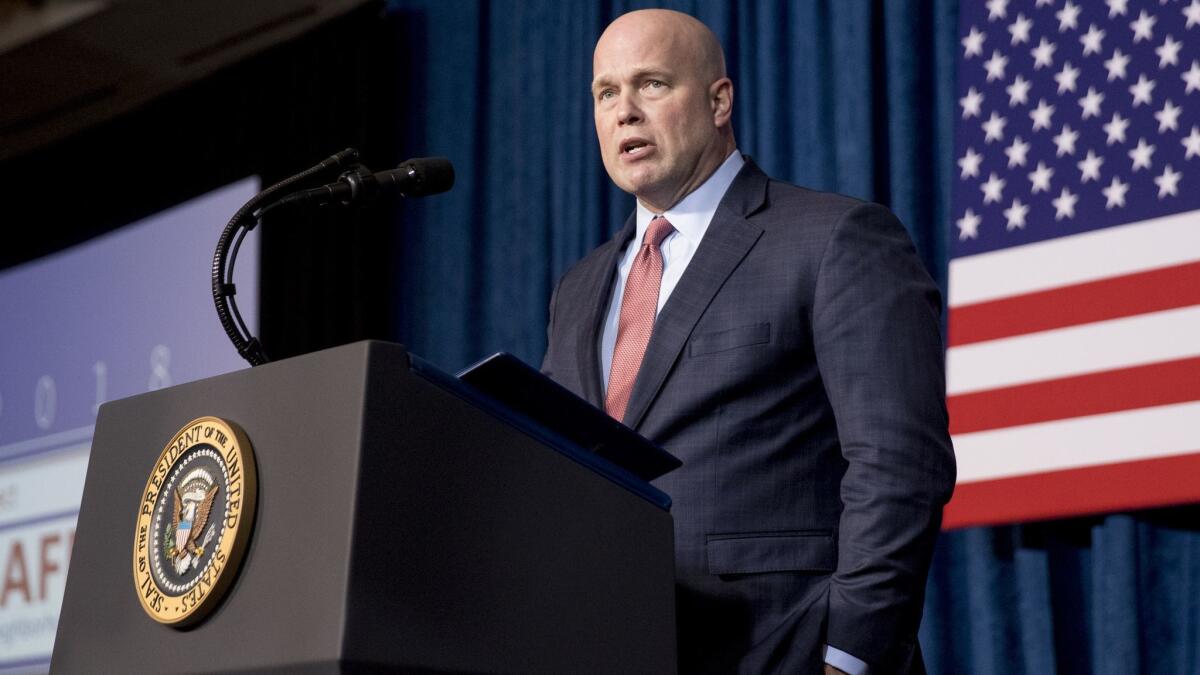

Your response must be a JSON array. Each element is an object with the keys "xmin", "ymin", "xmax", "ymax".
[
  {"xmin": 457, "ymin": 352, "xmax": 682, "ymax": 483},
  {"xmin": 405, "ymin": 353, "xmax": 674, "ymax": 511}
]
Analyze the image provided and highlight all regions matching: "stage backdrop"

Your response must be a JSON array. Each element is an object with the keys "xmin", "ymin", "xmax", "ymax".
[
  {"xmin": 0, "ymin": 179, "xmax": 258, "ymax": 672},
  {"xmin": 385, "ymin": 1, "xmax": 1200, "ymax": 673}
]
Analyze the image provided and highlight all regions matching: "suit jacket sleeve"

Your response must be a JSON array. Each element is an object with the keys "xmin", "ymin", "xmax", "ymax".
[{"xmin": 811, "ymin": 202, "xmax": 956, "ymax": 671}]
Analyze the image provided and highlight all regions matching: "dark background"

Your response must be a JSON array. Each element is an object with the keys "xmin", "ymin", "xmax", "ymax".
[{"xmin": 2, "ymin": 1, "xmax": 400, "ymax": 361}]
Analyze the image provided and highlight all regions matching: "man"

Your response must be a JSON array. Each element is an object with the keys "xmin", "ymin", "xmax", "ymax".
[{"xmin": 541, "ymin": 9, "xmax": 955, "ymax": 675}]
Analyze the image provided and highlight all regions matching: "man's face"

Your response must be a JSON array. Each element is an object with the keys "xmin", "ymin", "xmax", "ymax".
[{"xmin": 591, "ymin": 17, "xmax": 727, "ymax": 212}]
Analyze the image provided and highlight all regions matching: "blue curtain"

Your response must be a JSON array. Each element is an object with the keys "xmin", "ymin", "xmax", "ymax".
[{"xmin": 384, "ymin": 1, "xmax": 1200, "ymax": 673}]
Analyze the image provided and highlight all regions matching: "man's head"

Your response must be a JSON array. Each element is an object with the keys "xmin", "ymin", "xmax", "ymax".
[{"xmin": 591, "ymin": 10, "xmax": 736, "ymax": 213}]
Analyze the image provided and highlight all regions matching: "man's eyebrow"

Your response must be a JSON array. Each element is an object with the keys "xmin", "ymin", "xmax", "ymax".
[{"xmin": 632, "ymin": 68, "xmax": 671, "ymax": 80}]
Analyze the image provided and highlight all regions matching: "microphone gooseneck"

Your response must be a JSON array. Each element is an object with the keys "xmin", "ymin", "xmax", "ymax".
[{"xmin": 213, "ymin": 152, "xmax": 455, "ymax": 367}]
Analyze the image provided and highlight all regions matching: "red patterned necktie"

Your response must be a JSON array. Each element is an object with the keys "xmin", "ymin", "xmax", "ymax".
[{"xmin": 606, "ymin": 216, "xmax": 675, "ymax": 422}]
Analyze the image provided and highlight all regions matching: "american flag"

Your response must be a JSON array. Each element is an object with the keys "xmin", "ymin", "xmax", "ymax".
[{"xmin": 945, "ymin": 0, "xmax": 1200, "ymax": 528}]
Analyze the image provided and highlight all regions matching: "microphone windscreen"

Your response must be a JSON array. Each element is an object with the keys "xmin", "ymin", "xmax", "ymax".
[{"xmin": 403, "ymin": 157, "xmax": 455, "ymax": 196}]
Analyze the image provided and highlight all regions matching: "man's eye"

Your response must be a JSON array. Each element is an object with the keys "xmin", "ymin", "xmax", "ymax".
[
  {"xmin": 598, "ymin": 90, "xmax": 616, "ymax": 101},
  {"xmin": 646, "ymin": 80, "xmax": 664, "ymax": 89}
]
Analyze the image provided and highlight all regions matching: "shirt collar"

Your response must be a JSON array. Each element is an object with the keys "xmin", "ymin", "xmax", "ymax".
[{"xmin": 635, "ymin": 149, "xmax": 745, "ymax": 246}]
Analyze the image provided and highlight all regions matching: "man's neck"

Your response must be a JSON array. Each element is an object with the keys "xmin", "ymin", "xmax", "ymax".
[
  {"xmin": 636, "ymin": 149, "xmax": 744, "ymax": 219},
  {"xmin": 637, "ymin": 142, "xmax": 739, "ymax": 213}
]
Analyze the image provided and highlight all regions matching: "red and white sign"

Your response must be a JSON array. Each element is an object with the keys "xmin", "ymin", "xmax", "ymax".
[{"xmin": 0, "ymin": 437, "xmax": 87, "ymax": 669}]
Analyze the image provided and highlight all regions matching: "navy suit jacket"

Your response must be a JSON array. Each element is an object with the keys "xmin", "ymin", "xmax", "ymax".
[{"xmin": 542, "ymin": 160, "xmax": 955, "ymax": 674}]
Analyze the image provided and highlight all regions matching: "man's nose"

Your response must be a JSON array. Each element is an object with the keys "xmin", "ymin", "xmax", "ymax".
[{"xmin": 617, "ymin": 96, "xmax": 642, "ymax": 125}]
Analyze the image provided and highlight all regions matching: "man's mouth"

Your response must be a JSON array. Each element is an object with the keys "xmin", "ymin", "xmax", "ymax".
[{"xmin": 621, "ymin": 139, "xmax": 652, "ymax": 156}]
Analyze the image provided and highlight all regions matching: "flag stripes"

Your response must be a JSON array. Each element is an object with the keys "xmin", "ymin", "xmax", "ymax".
[
  {"xmin": 948, "ymin": 304, "xmax": 1200, "ymax": 395},
  {"xmin": 946, "ymin": 452, "xmax": 1200, "ymax": 529},
  {"xmin": 953, "ymin": 400, "xmax": 1200, "ymax": 483},
  {"xmin": 948, "ymin": 260, "xmax": 1200, "ymax": 346},
  {"xmin": 948, "ymin": 355, "xmax": 1200, "ymax": 434}
]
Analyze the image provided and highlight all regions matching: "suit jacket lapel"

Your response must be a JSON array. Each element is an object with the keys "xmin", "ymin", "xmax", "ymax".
[
  {"xmin": 575, "ymin": 212, "xmax": 636, "ymax": 408},
  {"xmin": 622, "ymin": 161, "xmax": 770, "ymax": 431}
]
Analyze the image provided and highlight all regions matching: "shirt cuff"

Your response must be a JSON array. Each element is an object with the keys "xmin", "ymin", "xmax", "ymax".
[{"xmin": 824, "ymin": 644, "xmax": 870, "ymax": 675}]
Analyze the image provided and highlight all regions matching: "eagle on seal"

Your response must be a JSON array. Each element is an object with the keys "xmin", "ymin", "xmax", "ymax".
[{"xmin": 169, "ymin": 471, "xmax": 219, "ymax": 573}]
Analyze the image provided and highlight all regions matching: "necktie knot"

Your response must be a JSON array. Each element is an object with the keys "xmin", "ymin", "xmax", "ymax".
[{"xmin": 644, "ymin": 216, "xmax": 675, "ymax": 248}]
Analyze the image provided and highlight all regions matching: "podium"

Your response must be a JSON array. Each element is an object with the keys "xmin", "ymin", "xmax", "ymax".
[{"xmin": 51, "ymin": 341, "xmax": 677, "ymax": 673}]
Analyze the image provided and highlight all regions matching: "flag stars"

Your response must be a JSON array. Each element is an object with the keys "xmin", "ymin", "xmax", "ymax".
[
  {"xmin": 1056, "ymin": 1, "xmax": 1081, "ymax": 32},
  {"xmin": 1129, "ymin": 74, "xmax": 1156, "ymax": 107},
  {"xmin": 1185, "ymin": 0, "xmax": 1200, "ymax": 29},
  {"xmin": 1007, "ymin": 75, "xmax": 1032, "ymax": 106},
  {"xmin": 957, "ymin": 208, "xmax": 982, "ymax": 241},
  {"xmin": 983, "ymin": 111, "xmax": 1008, "ymax": 143},
  {"xmin": 985, "ymin": 50, "xmax": 1009, "ymax": 82},
  {"xmin": 1032, "ymin": 38, "xmax": 1057, "ymax": 70},
  {"xmin": 1009, "ymin": 14, "xmax": 1033, "ymax": 45},
  {"xmin": 1129, "ymin": 138, "xmax": 1156, "ymax": 171},
  {"xmin": 1029, "ymin": 161, "xmax": 1055, "ymax": 193},
  {"xmin": 1107, "ymin": 0, "xmax": 1129, "ymax": 18},
  {"xmin": 1183, "ymin": 127, "xmax": 1200, "ymax": 159},
  {"xmin": 1077, "ymin": 150, "xmax": 1104, "ymax": 182},
  {"xmin": 981, "ymin": 172, "xmax": 1007, "ymax": 204},
  {"xmin": 1004, "ymin": 198, "xmax": 1030, "ymax": 230},
  {"xmin": 1080, "ymin": 24, "xmax": 1106, "ymax": 56},
  {"xmin": 1155, "ymin": 100, "xmax": 1182, "ymax": 133},
  {"xmin": 1052, "ymin": 187, "xmax": 1078, "ymax": 220},
  {"xmin": 1105, "ymin": 49, "xmax": 1131, "ymax": 81},
  {"xmin": 987, "ymin": 0, "xmax": 1009, "ymax": 22},
  {"xmin": 1155, "ymin": 165, "xmax": 1182, "ymax": 198},
  {"xmin": 1104, "ymin": 112, "xmax": 1130, "ymax": 145},
  {"xmin": 1103, "ymin": 176, "xmax": 1130, "ymax": 209},
  {"xmin": 1182, "ymin": 61, "xmax": 1200, "ymax": 93},
  {"xmin": 1053, "ymin": 124, "xmax": 1080, "ymax": 157},
  {"xmin": 960, "ymin": 86, "xmax": 984, "ymax": 118},
  {"xmin": 1079, "ymin": 87, "xmax": 1104, "ymax": 119},
  {"xmin": 1157, "ymin": 36, "xmax": 1183, "ymax": 69},
  {"xmin": 1005, "ymin": 136, "xmax": 1031, "ymax": 167},
  {"xmin": 1131, "ymin": 10, "xmax": 1156, "ymax": 43},
  {"xmin": 958, "ymin": 147, "xmax": 984, "ymax": 178},
  {"xmin": 1030, "ymin": 99, "xmax": 1056, "ymax": 131},
  {"xmin": 1055, "ymin": 62, "xmax": 1081, "ymax": 94},
  {"xmin": 962, "ymin": 26, "xmax": 986, "ymax": 58}
]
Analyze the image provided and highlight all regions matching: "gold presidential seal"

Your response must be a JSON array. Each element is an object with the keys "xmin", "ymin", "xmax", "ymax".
[{"xmin": 133, "ymin": 416, "xmax": 257, "ymax": 626}]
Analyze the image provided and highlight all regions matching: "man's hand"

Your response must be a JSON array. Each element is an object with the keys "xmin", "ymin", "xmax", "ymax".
[{"xmin": 824, "ymin": 665, "xmax": 850, "ymax": 675}]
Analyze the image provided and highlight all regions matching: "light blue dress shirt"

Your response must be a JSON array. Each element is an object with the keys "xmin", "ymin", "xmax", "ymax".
[
  {"xmin": 599, "ymin": 150, "xmax": 745, "ymax": 387},
  {"xmin": 597, "ymin": 148, "xmax": 870, "ymax": 675}
]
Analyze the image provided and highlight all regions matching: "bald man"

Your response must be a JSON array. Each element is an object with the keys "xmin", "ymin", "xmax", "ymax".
[{"xmin": 542, "ymin": 10, "xmax": 955, "ymax": 675}]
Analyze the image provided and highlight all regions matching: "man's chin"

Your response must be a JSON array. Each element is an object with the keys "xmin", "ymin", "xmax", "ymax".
[
  {"xmin": 617, "ymin": 175, "xmax": 667, "ymax": 201},
  {"xmin": 617, "ymin": 174, "xmax": 653, "ymax": 192}
]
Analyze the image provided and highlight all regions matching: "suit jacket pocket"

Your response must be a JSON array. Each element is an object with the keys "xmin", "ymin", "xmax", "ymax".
[
  {"xmin": 706, "ymin": 531, "xmax": 835, "ymax": 575},
  {"xmin": 688, "ymin": 322, "xmax": 771, "ymax": 357}
]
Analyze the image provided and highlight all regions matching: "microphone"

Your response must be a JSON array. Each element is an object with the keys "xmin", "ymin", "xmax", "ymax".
[
  {"xmin": 276, "ymin": 157, "xmax": 455, "ymax": 207},
  {"xmin": 375, "ymin": 157, "xmax": 456, "ymax": 197}
]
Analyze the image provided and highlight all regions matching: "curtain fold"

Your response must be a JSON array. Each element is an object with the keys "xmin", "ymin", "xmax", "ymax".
[{"xmin": 385, "ymin": 1, "xmax": 1200, "ymax": 672}]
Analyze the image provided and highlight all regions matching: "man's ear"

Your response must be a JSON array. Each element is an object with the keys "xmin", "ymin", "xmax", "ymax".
[{"xmin": 710, "ymin": 78, "xmax": 734, "ymax": 127}]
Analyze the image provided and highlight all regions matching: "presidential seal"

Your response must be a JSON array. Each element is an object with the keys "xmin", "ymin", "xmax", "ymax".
[{"xmin": 132, "ymin": 416, "xmax": 257, "ymax": 626}]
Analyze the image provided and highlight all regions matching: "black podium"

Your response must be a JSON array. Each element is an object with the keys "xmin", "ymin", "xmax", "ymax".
[{"xmin": 51, "ymin": 341, "xmax": 677, "ymax": 673}]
